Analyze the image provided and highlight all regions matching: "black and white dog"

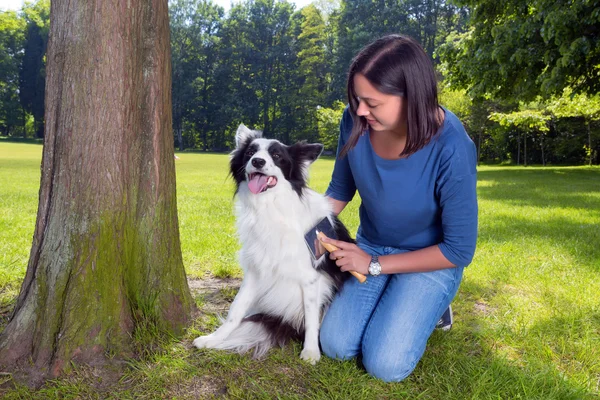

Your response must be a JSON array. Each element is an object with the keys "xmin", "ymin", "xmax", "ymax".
[{"xmin": 192, "ymin": 124, "xmax": 353, "ymax": 364}]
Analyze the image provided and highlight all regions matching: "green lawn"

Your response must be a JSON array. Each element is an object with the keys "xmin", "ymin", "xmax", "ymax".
[{"xmin": 1, "ymin": 141, "xmax": 599, "ymax": 399}]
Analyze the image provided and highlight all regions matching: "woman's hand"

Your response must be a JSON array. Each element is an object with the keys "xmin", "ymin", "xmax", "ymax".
[{"xmin": 320, "ymin": 237, "xmax": 371, "ymax": 275}]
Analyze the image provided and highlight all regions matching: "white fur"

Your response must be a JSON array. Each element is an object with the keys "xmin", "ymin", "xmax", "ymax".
[
  {"xmin": 193, "ymin": 130, "xmax": 336, "ymax": 365},
  {"xmin": 235, "ymin": 124, "xmax": 262, "ymax": 148}
]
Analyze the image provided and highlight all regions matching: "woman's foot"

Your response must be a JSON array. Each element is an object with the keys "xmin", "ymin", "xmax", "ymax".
[{"xmin": 435, "ymin": 305, "xmax": 453, "ymax": 331}]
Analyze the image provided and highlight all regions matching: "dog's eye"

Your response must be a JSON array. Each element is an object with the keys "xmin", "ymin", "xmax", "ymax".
[
  {"xmin": 246, "ymin": 150, "xmax": 255, "ymax": 157},
  {"xmin": 272, "ymin": 153, "xmax": 281, "ymax": 160}
]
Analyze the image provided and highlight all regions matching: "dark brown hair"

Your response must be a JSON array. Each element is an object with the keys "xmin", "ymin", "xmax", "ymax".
[{"xmin": 340, "ymin": 34, "xmax": 441, "ymax": 158}]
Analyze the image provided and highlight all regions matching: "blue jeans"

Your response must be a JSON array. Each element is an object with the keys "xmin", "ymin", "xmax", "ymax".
[{"xmin": 319, "ymin": 235, "xmax": 464, "ymax": 382}]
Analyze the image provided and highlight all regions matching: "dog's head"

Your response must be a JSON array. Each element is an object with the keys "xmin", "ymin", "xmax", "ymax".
[{"xmin": 230, "ymin": 124, "xmax": 324, "ymax": 196}]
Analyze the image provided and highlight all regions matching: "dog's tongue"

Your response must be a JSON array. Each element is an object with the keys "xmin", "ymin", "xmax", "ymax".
[{"xmin": 248, "ymin": 174, "xmax": 268, "ymax": 194}]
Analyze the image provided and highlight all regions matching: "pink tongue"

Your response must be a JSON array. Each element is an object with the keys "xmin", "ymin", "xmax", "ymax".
[{"xmin": 248, "ymin": 175, "xmax": 268, "ymax": 194}]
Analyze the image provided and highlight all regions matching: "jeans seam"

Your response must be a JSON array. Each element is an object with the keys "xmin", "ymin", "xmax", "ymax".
[
  {"xmin": 357, "ymin": 282, "xmax": 384, "ymax": 350},
  {"xmin": 431, "ymin": 268, "xmax": 462, "ymax": 330},
  {"xmin": 327, "ymin": 274, "xmax": 388, "ymax": 359},
  {"xmin": 361, "ymin": 279, "xmax": 388, "ymax": 348}
]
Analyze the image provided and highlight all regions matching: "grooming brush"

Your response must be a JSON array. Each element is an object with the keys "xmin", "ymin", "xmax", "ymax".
[{"xmin": 304, "ymin": 217, "xmax": 367, "ymax": 284}]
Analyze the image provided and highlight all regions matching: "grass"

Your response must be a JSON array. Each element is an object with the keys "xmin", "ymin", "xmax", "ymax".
[{"xmin": 1, "ymin": 141, "xmax": 599, "ymax": 399}]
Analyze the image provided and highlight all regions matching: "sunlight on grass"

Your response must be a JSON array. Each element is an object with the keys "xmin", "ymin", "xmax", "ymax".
[
  {"xmin": 0, "ymin": 142, "xmax": 41, "ymax": 311},
  {"xmin": 1, "ymin": 142, "xmax": 599, "ymax": 398}
]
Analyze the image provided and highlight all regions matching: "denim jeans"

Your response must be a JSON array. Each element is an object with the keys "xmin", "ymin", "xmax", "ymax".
[{"xmin": 319, "ymin": 235, "xmax": 464, "ymax": 382}]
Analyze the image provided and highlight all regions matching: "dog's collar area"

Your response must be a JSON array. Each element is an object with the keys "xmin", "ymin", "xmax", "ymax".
[{"xmin": 247, "ymin": 172, "xmax": 278, "ymax": 194}]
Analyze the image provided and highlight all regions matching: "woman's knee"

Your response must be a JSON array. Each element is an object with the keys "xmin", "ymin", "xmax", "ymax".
[
  {"xmin": 362, "ymin": 349, "xmax": 420, "ymax": 382},
  {"xmin": 319, "ymin": 324, "xmax": 358, "ymax": 360}
]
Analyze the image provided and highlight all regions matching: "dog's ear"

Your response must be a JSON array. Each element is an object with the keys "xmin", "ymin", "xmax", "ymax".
[
  {"xmin": 289, "ymin": 142, "xmax": 324, "ymax": 166},
  {"xmin": 235, "ymin": 124, "xmax": 262, "ymax": 149}
]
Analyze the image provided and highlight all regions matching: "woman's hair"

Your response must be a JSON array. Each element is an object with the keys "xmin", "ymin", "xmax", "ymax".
[{"xmin": 340, "ymin": 34, "xmax": 441, "ymax": 158}]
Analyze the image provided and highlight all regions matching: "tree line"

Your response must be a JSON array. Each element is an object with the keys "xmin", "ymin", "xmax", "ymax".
[
  {"xmin": 167, "ymin": 0, "xmax": 468, "ymax": 151},
  {"xmin": 0, "ymin": 0, "xmax": 48, "ymax": 139},
  {"xmin": 1, "ymin": 0, "xmax": 598, "ymax": 165}
]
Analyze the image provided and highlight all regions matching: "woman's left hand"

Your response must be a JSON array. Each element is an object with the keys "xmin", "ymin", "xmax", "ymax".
[{"xmin": 320, "ymin": 237, "xmax": 371, "ymax": 275}]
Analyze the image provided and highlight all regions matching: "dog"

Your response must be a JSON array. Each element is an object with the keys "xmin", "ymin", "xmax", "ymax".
[{"xmin": 192, "ymin": 124, "xmax": 353, "ymax": 364}]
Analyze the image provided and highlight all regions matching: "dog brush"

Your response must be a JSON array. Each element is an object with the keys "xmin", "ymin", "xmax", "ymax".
[{"xmin": 304, "ymin": 217, "xmax": 367, "ymax": 284}]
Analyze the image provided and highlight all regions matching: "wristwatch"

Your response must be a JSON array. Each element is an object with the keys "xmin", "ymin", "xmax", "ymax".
[{"xmin": 368, "ymin": 255, "xmax": 382, "ymax": 276}]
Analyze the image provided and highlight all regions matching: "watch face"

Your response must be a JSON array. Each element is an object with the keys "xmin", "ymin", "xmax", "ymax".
[{"xmin": 369, "ymin": 261, "xmax": 381, "ymax": 276}]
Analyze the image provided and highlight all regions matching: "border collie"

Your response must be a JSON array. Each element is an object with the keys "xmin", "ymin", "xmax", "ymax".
[{"xmin": 192, "ymin": 124, "xmax": 353, "ymax": 364}]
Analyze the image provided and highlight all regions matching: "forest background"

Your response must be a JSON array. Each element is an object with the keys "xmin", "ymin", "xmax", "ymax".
[{"xmin": 1, "ymin": 0, "xmax": 599, "ymax": 166}]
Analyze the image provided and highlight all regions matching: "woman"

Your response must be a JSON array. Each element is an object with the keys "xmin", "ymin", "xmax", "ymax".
[{"xmin": 319, "ymin": 34, "xmax": 478, "ymax": 382}]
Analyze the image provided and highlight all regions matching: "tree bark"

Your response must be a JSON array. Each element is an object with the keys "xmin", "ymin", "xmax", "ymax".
[
  {"xmin": 524, "ymin": 132, "xmax": 528, "ymax": 167},
  {"xmin": 477, "ymin": 131, "xmax": 481, "ymax": 165},
  {"xmin": 517, "ymin": 132, "xmax": 520, "ymax": 165},
  {"xmin": 586, "ymin": 119, "xmax": 592, "ymax": 166},
  {"xmin": 0, "ymin": 0, "xmax": 194, "ymax": 382},
  {"xmin": 177, "ymin": 126, "xmax": 184, "ymax": 151},
  {"xmin": 540, "ymin": 133, "xmax": 546, "ymax": 166}
]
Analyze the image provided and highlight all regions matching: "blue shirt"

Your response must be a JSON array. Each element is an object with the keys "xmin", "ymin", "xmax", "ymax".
[{"xmin": 326, "ymin": 107, "xmax": 478, "ymax": 267}]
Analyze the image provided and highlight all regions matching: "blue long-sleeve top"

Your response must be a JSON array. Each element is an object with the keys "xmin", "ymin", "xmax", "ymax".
[{"xmin": 326, "ymin": 107, "xmax": 478, "ymax": 267}]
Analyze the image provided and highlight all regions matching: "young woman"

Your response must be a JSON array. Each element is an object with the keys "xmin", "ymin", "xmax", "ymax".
[{"xmin": 319, "ymin": 34, "xmax": 478, "ymax": 382}]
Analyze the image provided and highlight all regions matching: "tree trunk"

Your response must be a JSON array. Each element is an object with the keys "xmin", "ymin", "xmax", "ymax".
[
  {"xmin": 34, "ymin": 119, "xmax": 44, "ymax": 139},
  {"xmin": 0, "ymin": 0, "xmax": 194, "ymax": 382},
  {"xmin": 517, "ymin": 132, "xmax": 520, "ymax": 165},
  {"xmin": 587, "ymin": 119, "xmax": 592, "ymax": 166},
  {"xmin": 477, "ymin": 131, "xmax": 481, "ymax": 165},
  {"xmin": 540, "ymin": 133, "xmax": 546, "ymax": 166},
  {"xmin": 524, "ymin": 132, "xmax": 528, "ymax": 167},
  {"xmin": 21, "ymin": 105, "xmax": 26, "ymax": 138},
  {"xmin": 177, "ymin": 126, "xmax": 184, "ymax": 151}
]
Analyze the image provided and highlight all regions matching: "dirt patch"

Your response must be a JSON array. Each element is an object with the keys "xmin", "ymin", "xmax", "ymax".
[
  {"xmin": 188, "ymin": 276, "xmax": 241, "ymax": 315},
  {"xmin": 166, "ymin": 375, "xmax": 228, "ymax": 399},
  {"xmin": 474, "ymin": 300, "xmax": 494, "ymax": 316}
]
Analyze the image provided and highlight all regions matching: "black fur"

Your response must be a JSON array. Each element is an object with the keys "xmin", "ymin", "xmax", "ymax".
[
  {"xmin": 229, "ymin": 138, "xmax": 258, "ymax": 192},
  {"xmin": 317, "ymin": 216, "xmax": 355, "ymax": 290},
  {"xmin": 242, "ymin": 314, "xmax": 303, "ymax": 354}
]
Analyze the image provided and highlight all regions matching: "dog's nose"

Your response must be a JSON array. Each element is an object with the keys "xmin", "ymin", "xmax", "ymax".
[{"xmin": 252, "ymin": 158, "xmax": 266, "ymax": 169}]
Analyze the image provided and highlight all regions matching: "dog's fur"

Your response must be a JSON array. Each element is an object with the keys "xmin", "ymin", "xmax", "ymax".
[{"xmin": 192, "ymin": 124, "xmax": 353, "ymax": 364}]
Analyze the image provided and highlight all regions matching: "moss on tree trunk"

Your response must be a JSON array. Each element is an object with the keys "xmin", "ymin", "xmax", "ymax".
[{"xmin": 0, "ymin": 0, "xmax": 194, "ymax": 382}]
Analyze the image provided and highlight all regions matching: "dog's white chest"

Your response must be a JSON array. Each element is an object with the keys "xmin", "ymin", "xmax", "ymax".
[{"xmin": 235, "ymin": 190, "xmax": 323, "ymax": 281}]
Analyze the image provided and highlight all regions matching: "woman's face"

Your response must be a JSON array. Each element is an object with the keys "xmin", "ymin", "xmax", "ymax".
[{"xmin": 353, "ymin": 73, "xmax": 406, "ymax": 135}]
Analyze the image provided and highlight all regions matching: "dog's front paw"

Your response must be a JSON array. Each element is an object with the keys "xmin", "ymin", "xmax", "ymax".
[
  {"xmin": 300, "ymin": 347, "xmax": 321, "ymax": 365},
  {"xmin": 193, "ymin": 334, "xmax": 216, "ymax": 349}
]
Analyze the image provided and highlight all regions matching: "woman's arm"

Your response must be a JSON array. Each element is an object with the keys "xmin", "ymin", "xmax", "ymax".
[
  {"xmin": 378, "ymin": 245, "xmax": 455, "ymax": 273},
  {"xmin": 327, "ymin": 196, "xmax": 348, "ymax": 216},
  {"xmin": 320, "ymin": 237, "xmax": 456, "ymax": 275}
]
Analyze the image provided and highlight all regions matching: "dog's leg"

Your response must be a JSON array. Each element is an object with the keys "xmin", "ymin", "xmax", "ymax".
[
  {"xmin": 193, "ymin": 273, "xmax": 258, "ymax": 349},
  {"xmin": 300, "ymin": 276, "xmax": 322, "ymax": 364}
]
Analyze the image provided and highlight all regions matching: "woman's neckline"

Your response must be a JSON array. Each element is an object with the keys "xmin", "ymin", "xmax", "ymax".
[{"xmin": 366, "ymin": 107, "xmax": 447, "ymax": 162}]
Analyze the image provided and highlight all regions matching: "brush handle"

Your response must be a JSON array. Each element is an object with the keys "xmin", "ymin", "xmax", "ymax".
[
  {"xmin": 349, "ymin": 269, "xmax": 368, "ymax": 283},
  {"xmin": 317, "ymin": 232, "xmax": 367, "ymax": 284}
]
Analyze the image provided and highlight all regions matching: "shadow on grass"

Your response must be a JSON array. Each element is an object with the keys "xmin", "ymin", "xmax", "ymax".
[
  {"xmin": 476, "ymin": 167, "xmax": 600, "ymax": 275},
  {"xmin": 412, "ymin": 278, "xmax": 599, "ymax": 399},
  {"xmin": 2, "ymin": 278, "xmax": 596, "ymax": 399},
  {"xmin": 477, "ymin": 168, "xmax": 600, "ymax": 211},
  {"xmin": 477, "ymin": 212, "xmax": 600, "ymax": 273}
]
